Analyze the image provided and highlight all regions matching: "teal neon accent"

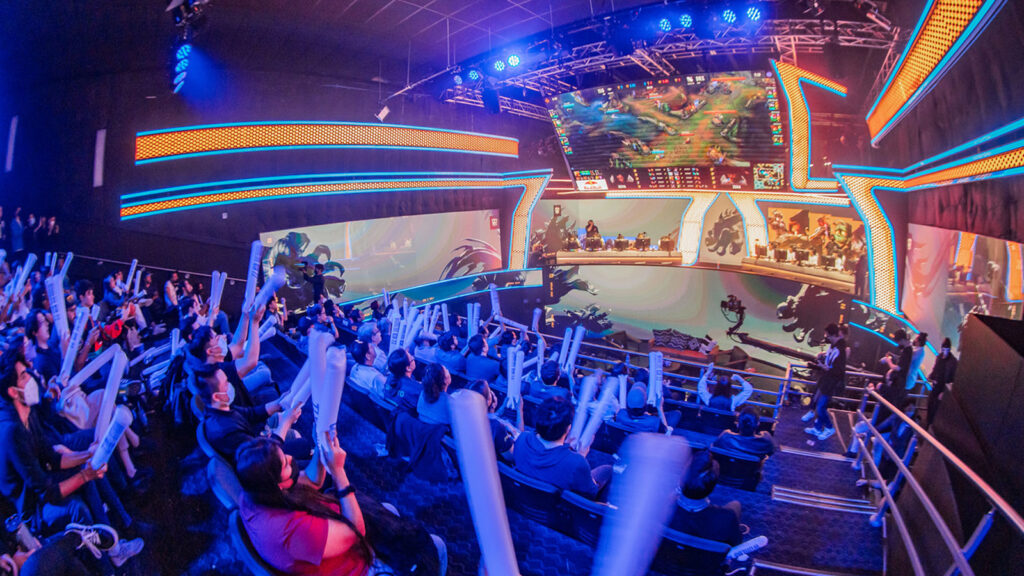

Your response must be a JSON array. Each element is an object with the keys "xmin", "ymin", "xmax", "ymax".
[
  {"xmin": 835, "ymin": 172, "xmax": 901, "ymax": 313},
  {"xmin": 135, "ymin": 144, "xmax": 517, "ymax": 165},
  {"xmin": 136, "ymin": 120, "xmax": 519, "ymax": 142}
]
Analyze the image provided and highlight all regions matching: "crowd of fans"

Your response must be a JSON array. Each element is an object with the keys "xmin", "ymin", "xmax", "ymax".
[{"xmin": 0, "ymin": 237, "xmax": 947, "ymax": 575}]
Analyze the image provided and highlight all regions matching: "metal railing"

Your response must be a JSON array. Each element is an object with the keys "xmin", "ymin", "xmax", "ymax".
[{"xmin": 851, "ymin": 389, "xmax": 1024, "ymax": 576}]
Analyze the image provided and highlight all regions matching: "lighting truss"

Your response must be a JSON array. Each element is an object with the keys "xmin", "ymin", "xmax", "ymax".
[
  {"xmin": 465, "ymin": 19, "xmax": 896, "ymax": 97},
  {"xmin": 442, "ymin": 87, "xmax": 551, "ymax": 122}
]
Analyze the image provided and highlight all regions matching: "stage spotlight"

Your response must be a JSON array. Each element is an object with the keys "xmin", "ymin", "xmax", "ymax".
[
  {"xmin": 679, "ymin": 14, "xmax": 693, "ymax": 29},
  {"xmin": 173, "ymin": 71, "xmax": 187, "ymax": 85},
  {"xmin": 747, "ymin": 7, "xmax": 761, "ymax": 21},
  {"xmin": 467, "ymin": 69, "xmax": 481, "ymax": 81},
  {"xmin": 658, "ymin": 17, "xmax": 672, "ymax": 32},
  {"xmin": 453, "ymin": 74, "xmax": 463, "ymax": 85},
  {"xmin": 175, "ymin": 44, "xmax": 192, "ymax": 60},
  {"xmin": 507, "ymin": 54, "xmax": 520, "ymax": 67},
  {"xmin": 493, "ymin": 59, "xmax": 506, "ymax": 72},
  {"xmin": 375, "ymin": 105, "xmax": 390, "ymax": 122},
  {"xmin": 174, "ymin": 59, "xmax": 189, "ymax": 73},
  {"xmin": 723, "ymin": 9, "xmax": 737, "ymax": 24},
  {"xmin": 172, "ymin": 80, "xmax": 185, "ymax": 94}
]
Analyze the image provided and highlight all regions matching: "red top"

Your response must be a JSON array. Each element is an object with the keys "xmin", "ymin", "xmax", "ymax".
[{"xmin": 240, "ymin": 495, "xmax": 369, "ymax": 576}]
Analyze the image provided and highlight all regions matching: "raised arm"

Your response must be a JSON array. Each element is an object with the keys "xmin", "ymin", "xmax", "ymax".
[
  {"xmin": 229, "ymin": 308, "xmax": 251, "ymax": 358},
  {"xmin": 731, "ymin": 374, "xmax": 753, "ymax": 410},
  {"xmin": 233, "ymin": 307, "xmax": 264, "ymax": 377},
  {"xmin": 697, "ymin": 363, "xmax": 713, "ymax": 406}
]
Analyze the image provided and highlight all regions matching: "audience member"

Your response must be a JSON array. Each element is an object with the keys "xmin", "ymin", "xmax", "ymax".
[
  {"xmin": 523, "ymin": 360, "xmax": 570, "ymax": 401},
  {"xmin": 384, "ymin": 349, "xmax": 421, "ymax": 414},
  {"xmin": 465, "ymin": 335, "xmax": 500, "ymax": 384},
  {"xmin": 512, "ymin": 396, "xmax": 611, "ymax": 500},
  {"xmin": 301, "ymin": 263, "xmax": 326, "ymax": 304},
  {"xmin": 356, "ymin": 321, "xmax": 388, "ymax": 375},
  {"xmin": 697, "ymin": 364, "xmax": 753, "ymax": 412},
  {"xmin": 433, "ymin": 331, "xmax": 466, "ymax": 375},
  {"xmin": 926, "ymin": 337, "xmax": 957, "ymax": 428},
  {"xmin": 348, "ymin": 340, "xmax": 387, "ymax": 397},
  {"xmin": 805, "ymin": 323, "xmax": 846, "ymax": 441},
  {"xmin": 714, "ymin": 407, "xmax": 776, "ymax": 459},
  {"xmin": 464, "ymin": 379, "xmax": 522, "ymax": 461},
  {"xmin": 417, "ymin": 364, "xmax": 450, "ymax": 426},
  {"xmin": 669, "ymin": 450, "xmax": 742, "ymax": 546}
]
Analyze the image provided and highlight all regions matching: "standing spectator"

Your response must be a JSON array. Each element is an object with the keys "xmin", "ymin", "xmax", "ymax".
[
  {"xmin": 805, "ymin": 323, "xmax": 846, "ymax": 441},
  {"xmin": 302, "ymin": 263, "xmax": 326, "ymax": 304},
  {"xmin": 164, "ymin": 271, "xmax": 180, "ymax": 310},
  {"xmin": 926, "ymin": 337, "xmax": 957, "ymax": 428},
  {"xmin": 44, "ymin": 216, "xmax": 59, "ymax": 251},
  {"xmin": 10, "ymin": 207, "xmax": 24, "ymax": 257}
]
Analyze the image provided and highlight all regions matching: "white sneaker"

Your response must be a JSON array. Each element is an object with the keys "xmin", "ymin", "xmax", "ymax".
[
  {"xmin": 65, "ymin": 523, "xmax": 117, "ymax": 560},
  {"xmin": 109, "ymin": 537, "xmax": 145, "ymax": 567},
  {"xmin": 801, "ymin": 410, "xmax": 816, "ymax": 422},
  {"xmin": 817, "ymin": 428, "xmax": 836, "ymax": 441},
  {"xmin": 804, "ymin": 427, "xmax": 821, "ymax": 436}
]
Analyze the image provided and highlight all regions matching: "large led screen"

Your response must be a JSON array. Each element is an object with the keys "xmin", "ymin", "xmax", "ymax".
[
  {"xmin": 260, "ymin": 209, "xmax": 503, "ymax": 304},
  {"xmin": 902, "ymin": 224, "xmax": 1023, "ymax": 351},
  {"xmin": 546, "ymin": 70, "xmax": 786, "ymax": 192}
]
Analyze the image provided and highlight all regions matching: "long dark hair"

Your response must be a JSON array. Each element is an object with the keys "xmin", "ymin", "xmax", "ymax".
[
  {"xmin": 422, "ymin": 364, "xmax": 448, "ymax": 404},
  {"xmin": 386, "ymin": 349, "xmax": 412, "ymax": 391},
  {"xmin": 235, "ymin": 438, "xmax": 372, "ymax": 564}
]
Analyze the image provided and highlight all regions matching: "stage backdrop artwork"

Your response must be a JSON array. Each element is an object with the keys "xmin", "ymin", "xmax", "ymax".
[
  {"xmin": 261, "ymin": 209, "xmax": 502, "ymax": 304},
  {"xmin": 699, "ymin": 194, "xmax": 746, "ymax": 266},
  {"xmin": 902, "ymin": 223, "xmax": 1023, "ymax": 351}
]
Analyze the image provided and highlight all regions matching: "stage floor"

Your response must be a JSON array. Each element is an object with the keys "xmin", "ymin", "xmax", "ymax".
[{"xmin": 739, "ymin": 258, "xmax": 855, "ymax": 293}]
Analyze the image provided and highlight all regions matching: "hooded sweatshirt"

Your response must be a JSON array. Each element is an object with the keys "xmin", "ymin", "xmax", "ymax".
[{"xmin": 512, "ymin": 432, "xmax": 599, "ymax": 498}]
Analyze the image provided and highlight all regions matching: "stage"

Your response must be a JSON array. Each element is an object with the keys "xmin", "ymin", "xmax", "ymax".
[
  {"xmin": 547, "ymin": 249, "xmax": 682, "ymax": 266},
  {"xmin": 739, "ymin": 258, "xmax": 855, "ymax": 293}
]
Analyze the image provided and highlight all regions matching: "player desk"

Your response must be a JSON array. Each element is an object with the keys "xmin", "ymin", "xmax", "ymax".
[{"xmin": 550, "ymin": 250, "xmax": 682, "ymax": 266}]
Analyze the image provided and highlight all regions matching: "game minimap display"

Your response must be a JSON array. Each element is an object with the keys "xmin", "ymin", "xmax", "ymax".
[{"xmin": 547, "ymin": 71, "xmax": 787, "ymax": 192}]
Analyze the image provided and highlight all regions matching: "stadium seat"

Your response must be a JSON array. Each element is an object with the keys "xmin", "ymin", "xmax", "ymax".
[
  {"xmin": 653, "ymin": 527, "xmax": 731, "ymax": 576},
  {"xmin": 590, "ymin": 420, "xmax": 632, "ymax": 455},
  {"xmin": 561, "ymin": 490, "xmax": 611, "ymax": 546},
  {"xmin": 208, "ymin": 458, "xmax": 243, "ymax": 511},
  {"xmin": 228, "ymin": 509, "xmax": 285, "ymax": 576},
  {"xmin": 195, "ymin": 419, "xmax": 216, "ymax": 460},
  {"xmin": 497, "ymin": 462, "xmax": 565, "ymax": 531},
  {"xmin": 711, "ymin": 447, "xmax": 765, "ymax": 491},
  {"xmin": 699, "ymin": 406, "xmax": 738, "ymax": 435}
]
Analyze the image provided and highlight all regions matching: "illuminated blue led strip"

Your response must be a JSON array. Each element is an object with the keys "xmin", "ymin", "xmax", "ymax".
[
  {"xmin": 834, "ymin": 173, "xmax": 902, "ymax": 312},
  {"xmin": 867, "ymin": 0, "xmax": 1008, "ymax": 145}
]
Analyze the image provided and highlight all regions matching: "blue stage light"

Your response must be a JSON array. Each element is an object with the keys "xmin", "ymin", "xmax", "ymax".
[
  {"xmin": 680, "ymin": 14, "xmax": 693, "ymax": 29},
  {"xmin": 172, "ymin": 81, "xmax": 185, "ymax": 94},
  {"xmin": 173, "ymin": 71, "xmax": 187, "ymax": 85},
  {"xmin": 454, "ymin": 74, "xmax": 463, "ymax": 85},
  {"xmin": 175, "ymin": 59, "xmax": 189, "ymax": 73},
  {"xmin": 723, "ymin": 9, "xmax": 737, "ymax": 24},
  {"xmin": 747, "ymin": 7, "xmax": 761, "ymax": 21},
  {"xmin": 175, "ymin": 44, "xmax": 191, "ymax": 60},
  {"xmin": 658, "ymin": 18, "xmax": 672, "ymax": 32},
  {"xmin": 494, "ymin": 60, "xmax": 505, "ymax": 72},
  {"xmin": 507, "ymin": 54, "xmax": 520, "ymax": 67},
  {"xmin": 468, "ymin": 69, "xmax": 481, "ymax": 81}
]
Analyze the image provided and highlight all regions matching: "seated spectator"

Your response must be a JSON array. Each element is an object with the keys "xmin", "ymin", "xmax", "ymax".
[
  {"xmin": 348, "ymin": 340, "xmax": 386, "ymax": 397},
  {"xmin": 523, "ymin": 360, "xmax": 570, "ymax": 401},
  {"xmin": 384, "ymin": 349, "xmax": 421, "ymax": 414},
  {"xmin": 0, "ymin": 346, "xmax": 143, "ymax": 563},
  {"xmin": 356, "ymin": 321, "xmax": 387, "ymax": 375},
  {"xmin": 697, "ymin": 364, "xmax": 753, "ymax": 412},
  {"xmin": 187, "ymin": 306, "xmax": 270, "ymax": 408},
  {"xmin": 669, "ymin": 450, "xmax": 742, "ymax": 546},
  {"xmin": 235, "ymin": 436, "xmax": 372, "ymax": 576},
  {"xmin": 193, "ymin": 364, "xmax": 302, "ymax": 465},
  {"xmin": 512, "ymin": 396, "xmax": 611, "ymax": 500},
  {"xmin": 465, "ymin": 335, "xmax": 500, "ymax": 384},
  {"xmin": 417, "ymin": 364, "xmax": 450, "ymax": 426},
  {"xmin": 433, "ymin": 331, "xmax": 466, "ymax": 375},
  {"xmin": 713, "ymin": 407, "xmax": 776, "ymax": 459},
  {"xmin": 413, "ymin": 333, "xmax": 438, "ymax": 365},
  {"xmin": 465, "ymin": 379, "xmax": 522, "ymax": 462},
  {"xmin": 25, "ymin": 311, "xmax": 61, "ymax": 382},
  {"xmin": 615, "ymin": 382, "xmax": 679, "ymax": 433}
]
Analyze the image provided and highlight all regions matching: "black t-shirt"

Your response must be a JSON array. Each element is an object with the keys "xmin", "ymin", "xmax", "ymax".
[
  {"xmin": 669, "ymin": 502, "xmax": 742, "ymax": 545},
  {"xmin": 204, "ymin": 405, "xmax": 269, "ymax": 465}
]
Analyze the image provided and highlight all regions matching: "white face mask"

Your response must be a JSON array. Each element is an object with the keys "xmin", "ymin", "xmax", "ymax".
[
  {"xmin": 21, "ymin": 376, "xmax": 40, "ymax": 406},
  {"xmin": 218, "ymin": 340, "xmax": 229, "ymax": 357},
  {"xmin": 213, "ymin": 383, "xmax": 235, "ymax": 406}
]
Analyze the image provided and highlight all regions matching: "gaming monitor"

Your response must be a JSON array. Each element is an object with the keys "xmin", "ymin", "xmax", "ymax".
[{"xmin": 546, "ymin": 70, "xmax": 787, "ymax": 192}]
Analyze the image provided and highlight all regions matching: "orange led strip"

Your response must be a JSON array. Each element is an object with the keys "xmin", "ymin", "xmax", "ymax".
[
  {"xmin": 135, "ymin": 123, "xmax": 519, "ymax": 162},
  {"xmin": 771, "ymin": 60, "xmax": 847, "ymax": 192},
  {"xmin": 866, "ymin": 0, "xmax": 1003, "ymax": 143}
]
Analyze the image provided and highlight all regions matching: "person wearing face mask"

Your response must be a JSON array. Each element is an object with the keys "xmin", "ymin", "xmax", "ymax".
[
  {"xmin": 193, "ymin": 364, "xmax": 303, "ymax": 466},
  {"xmin": 0, "ymin": 344, "xmax": 143, "ymax": 566},
  {"xmin": 348, "ymin": 340, "xmax": 387, "ymax": 397},
  {"xmin": 926, "ymin": 337, "xmax": 958, "ymax": 428},
  {"xmin": 187, "ymin": 306, "xmax": 270, "ymax": 408}
]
